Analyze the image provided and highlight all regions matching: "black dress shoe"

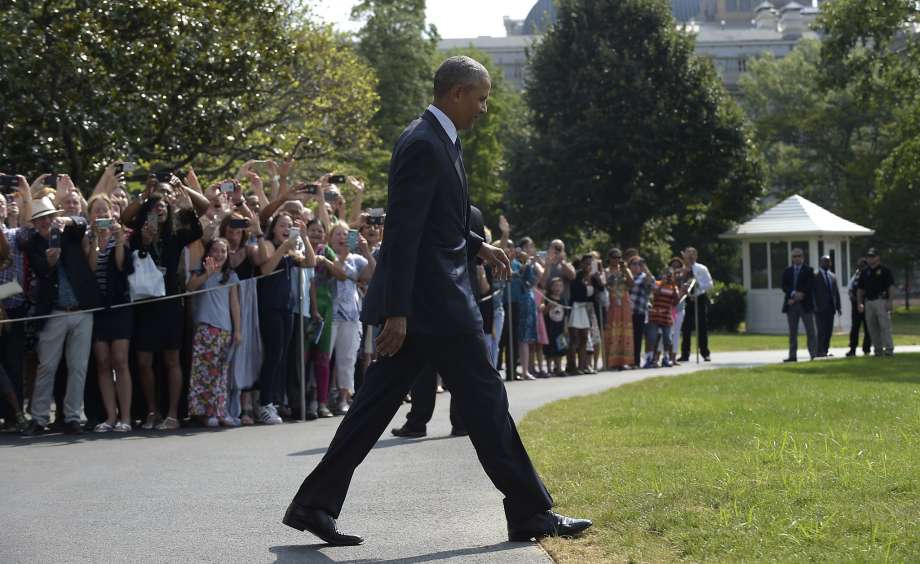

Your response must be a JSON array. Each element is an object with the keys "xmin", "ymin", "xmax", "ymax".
[
  {"xmin": 677, "ymin": 356, "xmax": 690, "ymax": 362},
  {"xmin": 21, "ymin": 420, "xmax": 47, "ymax": 437},
  {"xmin": 782, "ymin": 357, "xmax": 797, "ymax": 363},
  {"xmin": 450, "ymin": 427, "xmax": 468, "ymax": 437},
  {"xmin": 845, "ymin": 350, "xmax": 856, "ymax": 357},
  {"xmin": 508, "ymin": 511, "xmax": 593, "ymax": 542},
  {"xmin": 283, "ymin": 504, "xmax": 364, "ymax": 546},
  {"xmin": 391, "ymin": 424, "xmax": 426, "ymax": 438},
  {"xmin": 64, "ymin": 421, "xmax": 85, "ymax": 435}
]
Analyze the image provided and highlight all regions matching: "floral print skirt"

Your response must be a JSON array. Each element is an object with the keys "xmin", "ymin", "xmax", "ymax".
[{"xmin": 188, "ymin": 323, "xmax": 232, "ymax": 417}]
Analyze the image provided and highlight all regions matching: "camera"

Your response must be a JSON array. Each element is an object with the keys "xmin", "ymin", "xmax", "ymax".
[
  {"xmin": 537, "ymin": 250, "xmax": 548, "ymax": 260},
  {"xmin": 0, "ymin": 175, "xmax": 18, "ymax": 193},
  {"xmin": 115, "ymin": 162, "xmax": 136, "ymax": 174},
  {"xmin": 95, "ymin": 218, "xmax": 114, "ymax": 230},
  {"xmin": 48, "ymin": 227, "xmax": 62, "ymax": 249},
  {"xmin": 367, "ymin": 207, "xmax": 385, "ymax": 226},
  {"xmin": 298, "ymin": 183, "xmax": 319, "ymax": 195},
  {"xmin": 323, "ymin": 191, "xmax": 338, "ymax": 204},
  {"xmin": 228, "ymin": 218, "xmax": 249, "ymax": 229},
  {"xmin": 153, "ymin": 171, "xmax": 172, "ymax": 183},
  {"xmin": 44, "ymin": 174, "xmax": 59, "ymax": 188},
  {"xmin": 328, "ymin": 174, "xmax": 347, "ymax": 184},
  {"xmin": 219, "ymin": 181, "xmax": 236, "ymax": 193}
]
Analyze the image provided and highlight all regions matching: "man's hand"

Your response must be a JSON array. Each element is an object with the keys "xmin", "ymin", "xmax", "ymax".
[
  {"xmin": 376, "ymin": 316, "xmax": 407, "ymax": 357},
  {"xmin": 858, "ymin": 303, "xmax": 865, "ymax": 313},
  {"xmin": 478, "ymin": 242, "xmax": 511, "ymax": 281}
]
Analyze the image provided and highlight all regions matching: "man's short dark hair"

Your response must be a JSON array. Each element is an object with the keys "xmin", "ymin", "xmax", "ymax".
[{"xmin": 433, "ymin": 56, "xmax": 490, "ymax": 99}]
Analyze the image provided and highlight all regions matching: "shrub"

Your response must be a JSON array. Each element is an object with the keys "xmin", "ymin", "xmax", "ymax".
[{"xmin": 708, "ymin": 281, "xmax": 747, "ymax": 332}]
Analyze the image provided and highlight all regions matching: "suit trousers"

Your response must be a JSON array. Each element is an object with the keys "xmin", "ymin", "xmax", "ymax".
[
  {"xmin": 848, "ymin": 299, "xmax": 871, "ymax": 353},
  {"xmin": 786, "ymin": 302, "xmax": 816, "ymax": 360},
  {"xmin": 292, "ymin": 331, "xmax": 553, "ymax": 524},
  {"xmin": 31, "ymin": 312, "xmax": 94, "ymax": 425},
  {"xmin": 865, "ymin": 299, "xmax": 894, "ymax": 355},
  {"xmin": 404, "ymin": 364, "xmax": 464, "ymax": 432},
  {"xmin": 815, "ymin": 308, "xmax": 836, "ymax": 356}
]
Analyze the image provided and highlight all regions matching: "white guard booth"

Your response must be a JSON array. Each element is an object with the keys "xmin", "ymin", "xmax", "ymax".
[{"xmin": 720, "ymin": 195, "xmax": 874, "ymax": 334}]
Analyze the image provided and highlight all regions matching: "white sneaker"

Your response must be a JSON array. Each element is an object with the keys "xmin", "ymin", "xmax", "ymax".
[
  {"xmin": 336, "ymin": 401, "xmax": 350, "ymax": 415},
  {"xmin": 220, "ymin": 416, "xmax": 240, "ymax": 427},
  {"xmin": 205, "ymin": 416, "xmax": 219, "ymax": 428},
  {"xmin": 258, "ymin": 404, "xmax": 283, "ymax": 425}
]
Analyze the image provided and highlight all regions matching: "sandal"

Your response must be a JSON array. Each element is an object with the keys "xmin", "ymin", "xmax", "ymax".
[
  {"xmin": 240, "ymin": 412, "xmax": 255, "ymax": 426},
  {"xmin": 141, "ymin": 412, "xmax": 162, "ymax": 430},
  {"xmin": 114, "ymin": 421, "xmax": 132, "ymax": 432},
  {"xmin": 94, "ymin": 422, "xmax": 114, "ymax": 433},
  {"xmin": 155, "ymin": 417, "xmax": 180, "ymax": 431}
]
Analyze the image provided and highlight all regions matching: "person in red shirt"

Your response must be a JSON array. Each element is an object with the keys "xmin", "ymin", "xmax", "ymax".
[{"xmin": 644, "ymin": 270, "xmax": 681, "ymax": 368}]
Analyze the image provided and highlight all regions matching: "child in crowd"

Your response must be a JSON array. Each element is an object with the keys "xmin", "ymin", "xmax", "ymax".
[
  {"xmin": 186, "ymin": 238, "xmax": 241, "ymax": 427},
  {"xmin": 542, "ymin": 277, "xmax": 569, "ymax": 377},
  {"xmin": 644, "ymin": 269, "xmax": 680, "ymax": 368}
]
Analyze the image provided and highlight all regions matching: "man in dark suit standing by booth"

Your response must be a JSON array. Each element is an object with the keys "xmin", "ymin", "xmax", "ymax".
[
  {"xmin": 782, "ymin": 248, "xmax": 817, "ymax": 362},
  {"xmin": 813, "ymin": 254, "xmax": 841, "ymax": 357},
  {"xmin": 282, "ymin": 56, "xmax": 591, "ymax": 546}
]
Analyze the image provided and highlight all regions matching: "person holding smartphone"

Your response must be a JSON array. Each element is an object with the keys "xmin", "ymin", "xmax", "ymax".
[
  {"xmin": 127, "ymin": 179, "xmax": 205, "ymax": 431},
  {"xmin": 23, "ymin": 197, "xmax": 102, "ymax": 435},
  {"xmin": 327, "ymin": 222, "xmax": 375, "ymax": 414},
  {"xmin": 84, "ymin": 194, "xmax": 133, "ymax": 433},
  {"xmin": 604, "ymin": 248, "xmax": 634, "ymax": 371}
]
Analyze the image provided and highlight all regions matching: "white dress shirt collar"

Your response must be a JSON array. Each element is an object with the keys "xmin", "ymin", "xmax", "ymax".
[{"xmin": 427, "ymin": 104, "xmax": 458, "ymax": 144}]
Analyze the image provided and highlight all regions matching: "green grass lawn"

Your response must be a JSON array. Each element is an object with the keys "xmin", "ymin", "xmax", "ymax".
[
  {"xmin": 520, "ymin": 354, "xmax": 920, "ymax": 562},
  {"xmin": 708, "ymin": 307, "xmax": 920, "ymax": 352}
]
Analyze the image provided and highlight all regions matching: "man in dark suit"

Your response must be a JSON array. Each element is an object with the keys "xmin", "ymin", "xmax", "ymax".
[
  {"xmin": 283, "ymin": 56, "xmax": 591, "ymax": 546},
  {"xmin": 781, "ymin": 248, "xmax": 817, "ymax": 362},
  {"xmin": 813, "ymin": 254, "xmax": 841, "ymax": 357},
  {"xmin": 390, "ymin": 205, "xmax": 486, "ymax": 439}
]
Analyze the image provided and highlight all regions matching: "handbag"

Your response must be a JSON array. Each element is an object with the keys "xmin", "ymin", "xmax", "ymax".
[{"xmin": 128, "ymin": 250, "xmax": 166, "ymax": 302}]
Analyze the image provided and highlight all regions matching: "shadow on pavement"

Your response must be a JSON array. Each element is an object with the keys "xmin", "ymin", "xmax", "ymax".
[
  {"xmin": 287, "ymin": 435, "xmax": 459, "ymax": 457},
  {"xmin": 269, "ymin": 541, "xmax": 531, "ymax": 563}
]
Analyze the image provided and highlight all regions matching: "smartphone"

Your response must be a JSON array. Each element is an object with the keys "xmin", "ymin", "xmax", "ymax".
[
  {"xmin": 44, "ymin": 174, "xmax": 59, "ymax": 188},
  {"xmin": 115, "ymin": 162, "xmax": 136, "ymax": 174},
  {"xmin": 323, "ymin": 191, "xmax": 338, "ymax": 204},
  {"xmin": 0, "ymin": 175, "xmax": 17, "ymax": 193},
  {"xmin": 288, "ymin": 228, "xmax": 299, "ymax": 240},
  {"xmin": 367, "ymin": 214, "xmax": 385, "ymax": 226},
  {"xmin": 48, "ymin": 227, "xmax": 62, "ymax": 249},
  {"xmin": 347, "ymin": 229, "xmax": 359, "ymax": 252},
  {"xmin": 328, "ymin": 174, "xmax": 347, "ymax": 184},
  {"xmin": 298, "ymin": 183, "xmax": 319, "ymax": 195},
  {"xmin": 153, "ymin": 171, "xmax": 172, "ymax": 183},
  {"xmin": 219, "ymin": 181, "xmax": 236, "ymax": 193},
  {"xmin": 146, "ymin": 212, "xmax": 159, "ymax": 230},
  {"xmin": 228, "ymin": 218, "xmax": 249, "ymax": 229},
  {"xmin": 537, "ymin": 250, "xmax": 548, "ymax": 260},
  {"xmin": 95, "ymin": 218, "xmax": 114, "ymax": 229}
]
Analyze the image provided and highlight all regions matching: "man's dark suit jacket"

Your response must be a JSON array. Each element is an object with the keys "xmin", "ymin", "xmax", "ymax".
[
  {"xmin": 781, "ymin": 264, "xmax": 815, "ymax": 313},
  {"xmin": 362, "ymin": 109, "xmax": 484, "ymax": 335},
  {"xmin": 813, "ymin": 269, "xmax": 842, "ymax": 314}
]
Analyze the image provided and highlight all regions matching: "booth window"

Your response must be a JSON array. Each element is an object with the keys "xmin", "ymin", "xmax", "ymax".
[
  {"xmin": 770, "ymin": 242, "xmax": 788, "ymax": 289},
  {"xmin": 750, "ymin": 242, "xmax": 768, "ymax": 289}
]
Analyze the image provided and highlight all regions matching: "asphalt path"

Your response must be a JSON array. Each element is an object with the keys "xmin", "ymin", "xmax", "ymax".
[{"xmin": 2, "ymin": 345, "xmax": 909, "ymax": 564}]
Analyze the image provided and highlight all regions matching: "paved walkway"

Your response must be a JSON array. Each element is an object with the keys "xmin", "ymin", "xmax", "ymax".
[{"xmin": 2, "ymin": 345, "xmax": 914, "ymax": 563}]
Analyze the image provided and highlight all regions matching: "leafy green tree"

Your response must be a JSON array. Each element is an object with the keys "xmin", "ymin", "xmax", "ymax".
[
  {"xmin": 506, "ymin": 0, "xmax": 763, "ymax": 265},
  {"xmin": 352, "ymin": 0, "xmax": 439, "ymax": 147},
  {"xmin": 738, "ymin": 39, "xmax": 895, "ymax": 222},
  {"xmin": 0, "ymin": 1, "xmax": 379, "ymax": 188},
  {"xmin": 817, "ymin": 0, "xmax": 920, "ymax": 273}
]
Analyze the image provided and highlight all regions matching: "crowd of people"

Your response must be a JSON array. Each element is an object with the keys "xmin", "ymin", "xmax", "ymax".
[{"xmin": 0, "ymin": 160, "xmax": 713, "ymax": 436}]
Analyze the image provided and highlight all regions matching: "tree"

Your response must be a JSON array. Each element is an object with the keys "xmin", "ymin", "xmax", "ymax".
[
  {"xmin": 352, "ymin": 0, "xmax": 439, "ymax": 147},
  {"xmin": 506, "ymin": 0, "xmax": 763, "ymax": 266},
  {"xmin": 816, "ymin": 0, "xmax": 920, "ymax": 274},
  {"xmin": 0, "ymin": 1, "xmax": 379, "ymax": 188},
  {"xmin": 738, "ymin": 39, "xmax": 896, "ymax": 222}
]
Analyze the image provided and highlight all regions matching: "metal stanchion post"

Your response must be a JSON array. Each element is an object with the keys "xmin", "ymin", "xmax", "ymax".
[
  {"xmin": 506, "ymin": 284, "xmax": 514, "ymax": 381},
  {"xmin": 694, "ymin": 294, "xmax": 700, "ymax": 365},
  {"xmin": 297, "ymin": 267, "xmax": 306, "ymax": 422}
]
